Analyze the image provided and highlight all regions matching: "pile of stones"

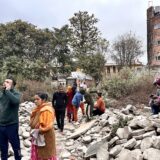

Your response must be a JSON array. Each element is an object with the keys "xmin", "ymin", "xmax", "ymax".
[
  {"xmin": 59, "ymin": 105, "xmax": 160, "ymax": 160},
  {"xmin": 7, "ymin": 102, "xmax": 160, "ymax": 160}
]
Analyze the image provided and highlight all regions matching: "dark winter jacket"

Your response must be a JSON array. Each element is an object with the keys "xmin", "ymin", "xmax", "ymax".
[
  {"xmin": 0, "ymin": 89, "xmax": 21, "ymax": 126},
  {"xmin": 52, "ymin": 91, "xmax": 68, "ymax": 110}
]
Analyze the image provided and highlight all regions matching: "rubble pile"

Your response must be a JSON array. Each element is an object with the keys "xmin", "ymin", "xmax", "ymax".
[{"xmin": 7, "ymin": 102, "xmax": 160, "ymax": 160}]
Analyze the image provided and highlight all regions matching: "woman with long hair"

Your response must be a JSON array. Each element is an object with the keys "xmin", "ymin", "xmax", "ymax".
[{"xmin": 30, "ymin": 92, "xmax": 57, "ymax": 160}]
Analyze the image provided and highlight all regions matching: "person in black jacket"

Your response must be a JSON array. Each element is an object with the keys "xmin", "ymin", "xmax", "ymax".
[{"xmin": 52, "ymin": 85, "xmax": 68, "ymax": 133}]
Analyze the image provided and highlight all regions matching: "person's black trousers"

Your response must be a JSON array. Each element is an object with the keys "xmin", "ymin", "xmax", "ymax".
[
  {"xmin": 0, "ymin": 123, "xmax": 21, "ymax": 160},
  {"xmin": 55, "ymin": 109, "xmax": 66, "ymax": 132},
  {"xmin": 93, "ymin": 109, "xmax": 104, "ymax": 116}
]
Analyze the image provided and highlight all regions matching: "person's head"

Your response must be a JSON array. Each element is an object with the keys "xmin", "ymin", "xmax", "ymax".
[
  {"xmin": 67, "ymin": 85, "xmax": 72, "ymax": 92},
  {"xmin": 97, "ymin": 92, "xmax": 102, "ymax": 98},
  {"xmin": 58, "ymin": 85, "xmax": 64, "ymax": 92},
  {"xmin": 153, "ymin": 78, "xmax": 160, "ymax": 86},
  {"xmin": 79, "ymin": 87, "xmax": 85, "ymax": 95},
  {"xmin": 34, "ymin": 92, "xmax": 48, "ymax": 106},
  {"xmin": 3, "ymin": 76, "xmax": 16, "ymax": 89},
  {"xmin": 156, "ymin": 84, "xmax": 160, "ymax": 89}
]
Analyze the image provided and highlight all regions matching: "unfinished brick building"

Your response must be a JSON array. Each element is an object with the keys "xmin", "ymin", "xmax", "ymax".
[{"xmin": 147, "ymin": 5, "xmax": 160, "ymax": 67}]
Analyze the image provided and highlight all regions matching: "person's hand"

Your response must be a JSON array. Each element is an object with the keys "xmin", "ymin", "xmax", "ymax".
[
  {"xmin": 3, "ymin": 79, "xmax": 13, "ymax": 90},
  {"xmin": 35, "ymin": 124, "xmax": 39, "ymax": 129},
  {"xmin": 5, "ymin": 83, "xmax": 12, "ymax": 90}
]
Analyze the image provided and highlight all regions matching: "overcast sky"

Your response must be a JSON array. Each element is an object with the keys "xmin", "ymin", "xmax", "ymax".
[{"xmin": 0, "ymin": 0, "xmax": 160, "ymax": 64}]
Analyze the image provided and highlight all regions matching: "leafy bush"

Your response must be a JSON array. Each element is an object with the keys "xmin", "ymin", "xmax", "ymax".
[
  {"xmin": 102, "ymin": 67, "xmax": 155, "ymax": 99},
  {"xmin": 16, "ymin": 80, "xmax": 55, "ymax": 102}
]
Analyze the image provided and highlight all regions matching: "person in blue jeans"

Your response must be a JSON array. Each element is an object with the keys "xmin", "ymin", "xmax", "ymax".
[{"xmin": 0, "ymin": 77, "xmax": 21, "ymax": 160}]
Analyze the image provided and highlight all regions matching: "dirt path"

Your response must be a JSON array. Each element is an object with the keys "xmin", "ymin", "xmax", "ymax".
[{"xmin": 55, "ymin": 110, "xmax": 85, "ymax": 160}]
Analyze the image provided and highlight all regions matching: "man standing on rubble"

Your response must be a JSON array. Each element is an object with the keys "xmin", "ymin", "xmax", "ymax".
[{"xmin": 0, "ymin": 77, "xmax": 21, "ymax": 160}]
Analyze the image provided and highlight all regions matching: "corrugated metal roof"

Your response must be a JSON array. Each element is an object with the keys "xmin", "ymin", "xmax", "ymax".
[{"xmin": 70, "ymin": 71, "xmax": 92, "ymax": 80}]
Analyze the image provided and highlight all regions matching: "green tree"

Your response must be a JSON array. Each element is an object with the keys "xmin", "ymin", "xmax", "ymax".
[
  {"xmin": 1, "ymin": 56, "xmax": 24, "ymax": 78},
  {"xmin": 23, "ymin": 59, "xmax": 50, "ymax": 81},
  {"xmin": 82, "ymin": 53, "xmax": 106, "ymax": 83},
  {"xmin": 0, "ymin": 20, "xmax": 58, "ymax": 80},
  {"xmin": 69, "ymin": 11, "xmax": 99, "ymax": 57},
  {"xmin": 0, "ymin": 20, "xmax": 57, "ymax": 62},
  {"xmin": 69, "ymin": 12, "xmax": 109, "ymax": 82},
  {"xmin": 0, "ymin": 20, "xmax": 37, "ymax": 60},
  {"xmin": 53, "ymin": 25, "xmax": 75, "ymax": 74}
]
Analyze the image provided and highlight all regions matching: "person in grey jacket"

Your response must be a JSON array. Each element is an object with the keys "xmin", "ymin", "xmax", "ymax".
[{"xmin": 0, "ymin": 77, "xmax": 21, "ymax": 160}]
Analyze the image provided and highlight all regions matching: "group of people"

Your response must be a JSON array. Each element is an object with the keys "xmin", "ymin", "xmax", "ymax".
[
  {"xmin": 52, "ymin": 81, "xmax": 106, "ymax": 133},
  {"xmin": 0, "ymin": 77, "xmax": 106, "ymax": 160}
]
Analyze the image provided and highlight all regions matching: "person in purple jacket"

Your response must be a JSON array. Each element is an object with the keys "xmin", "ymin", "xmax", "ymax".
[{"xmin": 149, "ymin": 78, "xmax": 160, "ymax": 114}]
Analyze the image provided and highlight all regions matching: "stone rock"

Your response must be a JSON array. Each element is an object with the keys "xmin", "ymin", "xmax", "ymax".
[
  {"xmin": 134, "ymin": 140, "xmax": 142, "ymax": 149},
  {"xmin": 84, "ymin": 141, "xmax": 106, "ymax": 158},
  {"xmin": 61, "ymin": 150, "xmax": 71, "ymax": 159},
  {"xmin": 108, "ymin": 136, "xmax": 119, "ymax": 146},
  {"xmin": 117, "ymin": 149, "xmax": 132, "ymax": 160},
  {"xmin": 131, "ymin": 149, "xmax": 143, "ymax": 160},
  {"xmin": 143, "ymin": 130, "xmax": 156, "ymax": 138},
  {"xmin": 137, "ymin": 118, "xmax": 153, "ymax": 129},
  {"xmin": 78, "ymin": 146, "xmax": 87, "ymax": 153},
  {"xmin": 143, "ymin": 106, "xmax": 151, "ymax": 112},
  {"xmin": 156, "ymin": 128, "xmax": 160, "ymax": 133},
  {"xmin": 117, "ymin": 149, "xmax": 142, "ymax": 160},
  {"xmin": 133, "ymin": 135, "xmax": 143, "ymax": 140},
  {"xmin": 131, "ymin": 129, "xmax": 145, "ymax": 137},
  {"xmin": 99, "ymin": 119, "xmax": 108, "ymax": 127},
  {"xmin": 116, "ymin": 139, "xmax": 127, "ymax": 145},
  {"xmin": 143, "ymin": 148, "xmax": 160, "ymax": 160},
  {"xmin": 108, "ymin": 116, "xmax": 119, "ymax": 125},
  {"xmin": 65, "ymin": 140, "xmax": 74, "ymax": 147},
  {"xmin": 23, "ymin": 139, "xmax": 31, "ymax": 148},
  {"xmin": 100, "ymin": 113, "xmax": 109, "ymax": 120},
  {"xmin": 109, "ymin": 145, "xmax": 122, "ymax": 157},
  {"xmin": 97, "ymin": 142, "xmax": 109, "ymax": 160},
  {"xmin": 22, "ymin": 131, "xmax": 30, "ymax": 139},
  {"xmin": 140, "ymin": 137, "xmax": 153, "ymax": 152},
  {"xmin": 21, "ymin": 149, "xmax": 29, "ymax": 157},
  {"xmin": 83, "ymin": 136, "xmax": 92, "ymax": 143},
  {"xmin": 124, "ymin": 138, "xmax": 137, "ymax": 149},
  {"xmin": 68, "ymin": 119, "xmax": 97, "ymax": 139},
  {"xmin": 152, "ymin": 136, "xmax": 160, "ymax": 149},
  {"xmin": 116, "ymin": 126, "xmax": 132, "ymax": 139},
  {"xmin": 129, "ymin": 116, "xmax": 153, "ymax": 129}
]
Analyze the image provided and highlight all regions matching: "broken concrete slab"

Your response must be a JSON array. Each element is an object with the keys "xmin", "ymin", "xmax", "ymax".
[{"xmin": 68, "ymin": 119, "xmax": 97, "ymax": 139}]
